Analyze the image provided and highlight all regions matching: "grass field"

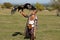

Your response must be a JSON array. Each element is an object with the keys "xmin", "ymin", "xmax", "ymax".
[{"xmin": 0, "ymin": 9, "xmax": 60, "ymax": 40}]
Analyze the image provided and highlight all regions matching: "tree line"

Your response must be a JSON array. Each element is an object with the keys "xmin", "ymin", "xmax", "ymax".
[
  {"xmin": 0, "ymin": 1, "xmax": 60, "ymax": 16},
  {"xmin": 0, "ymin": 2, "xmax": 45, "ymax": 10}
]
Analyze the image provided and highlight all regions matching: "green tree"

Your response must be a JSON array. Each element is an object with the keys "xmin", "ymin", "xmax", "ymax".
[
  {"xmin": 1, "ymin": 5, "xmax": 5, "ymax": 9},
  {"xmin": 51, "ymin": 0, "xmax": 60, "ymax": 16},
  {"xmin": 35, "ymin": 3, "xmax": 45, "ymax": 11},
  {"xmin": 2, "ymin": 2, "xmax": 13, "ymax": 8}
]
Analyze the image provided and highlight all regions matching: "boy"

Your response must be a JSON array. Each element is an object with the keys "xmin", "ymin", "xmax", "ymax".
[{"xmin": 20, "ymin": 10, "xmax": 38, "ymax": 38}]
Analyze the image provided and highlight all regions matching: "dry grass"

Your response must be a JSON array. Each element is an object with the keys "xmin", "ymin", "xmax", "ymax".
[{"xmin": 0, "ymin": 9, "xmax": 60, "ymax": 40}]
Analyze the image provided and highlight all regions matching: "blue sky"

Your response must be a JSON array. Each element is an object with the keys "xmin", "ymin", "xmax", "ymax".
[{"xmin": 0, "ymin": 0, "xmax": 51, "ymax": 4}]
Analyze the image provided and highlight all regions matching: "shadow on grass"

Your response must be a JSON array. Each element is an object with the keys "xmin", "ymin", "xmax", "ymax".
[
  {"xmin": 12, "ymin": 32, "xmax": 30, "ymax": 39},
  {"xmin": 12, "ymin": 32, "xmax": 23, "ymax": 36}
]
